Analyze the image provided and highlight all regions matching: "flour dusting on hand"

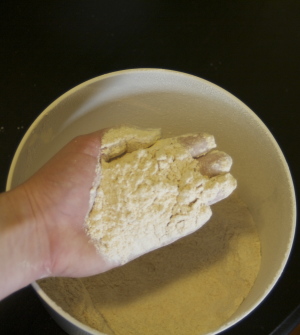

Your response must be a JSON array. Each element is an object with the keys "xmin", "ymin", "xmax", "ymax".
[{"xmin": 86, "ymin": 126, "xmax": 237, "ymax": 265}]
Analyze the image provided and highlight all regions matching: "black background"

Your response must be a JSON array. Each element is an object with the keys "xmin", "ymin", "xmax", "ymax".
[{"xmin": 0, "ymin": 1, "xmax": 299, "ymax": 334}]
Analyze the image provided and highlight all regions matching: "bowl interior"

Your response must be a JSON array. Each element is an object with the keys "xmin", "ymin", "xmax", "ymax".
[{"xmin": 7, "ymin": 69, "xmax": 296, "ymax": 334}]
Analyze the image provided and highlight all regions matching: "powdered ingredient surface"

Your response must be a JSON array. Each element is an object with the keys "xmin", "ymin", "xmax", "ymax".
[
  {"xmin": 39, "ymin": 193, "xmax": 261, "ymax": 335},
  {"xmin": 86, "ymin": 127, "xmax": 236, "ymax": 265}
]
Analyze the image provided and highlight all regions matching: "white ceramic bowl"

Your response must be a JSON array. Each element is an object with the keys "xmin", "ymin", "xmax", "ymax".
[{"xmin": 7, "ymin": 69, "xmax": 296, "ymax": 335}]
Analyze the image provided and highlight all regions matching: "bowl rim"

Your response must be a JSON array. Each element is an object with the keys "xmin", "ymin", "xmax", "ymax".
[{"xmin": 6, "ymin": 68, "xmax": 297, "ymax": 335}]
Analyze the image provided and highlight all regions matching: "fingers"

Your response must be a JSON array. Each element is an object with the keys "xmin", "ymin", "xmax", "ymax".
[
  {"xmin": 204, "ymin": 173, "xmax": 237, "ymax": 205},
  {"xmin": 177, "ymin": 132, "xmax": 236, "ymax": 206},
  {"xmin": 67, "ymin": 129, "xmax": 107, "ymax": 158},
  {"xmin": 177, "ymin": 133, "xmax": 216, "ymax": 158},
  {"xmin": 96, "ymin": 128, "xmax": 236, "ymax": 207},
  {"xmin": 196, "ymin": 150, "xmax": 233, "ymax": 177},
  {"xmin": 101, "ymin": 125, "xmax": 162, "ymax": 161}
]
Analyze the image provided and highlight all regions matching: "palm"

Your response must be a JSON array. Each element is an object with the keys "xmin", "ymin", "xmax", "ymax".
[{"xmin": 23, "ymin": 131, "xmax": 112, "ymax": 278}]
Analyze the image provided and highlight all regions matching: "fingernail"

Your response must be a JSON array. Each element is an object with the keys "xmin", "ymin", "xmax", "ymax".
[
  {"xmin": 177, "ymin": 133, "xmax": 216, "ymax": 158},
  {"xmin": 197, "ymin": 150, "xmax": 232, "ymax": 177}
]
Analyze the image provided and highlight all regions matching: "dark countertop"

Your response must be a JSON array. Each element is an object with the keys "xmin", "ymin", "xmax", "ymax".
[{"xmin": 0, "ymin": 1, "xmax": 299, "ymax": 334}]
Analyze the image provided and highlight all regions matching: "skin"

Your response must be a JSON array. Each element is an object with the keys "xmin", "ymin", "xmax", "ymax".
[
  {"xmin": 0, "ymin": 130, "xmax": 112, "ymax": 300},
  {"xmin": 0, "ymin": 128, "xmax": 235, "ymax": 300}
]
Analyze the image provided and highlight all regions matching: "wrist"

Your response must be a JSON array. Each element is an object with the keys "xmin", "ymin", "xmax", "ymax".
[{"xmin": 0, "ymin": 186, "xmax": 49, "ymax": 299}]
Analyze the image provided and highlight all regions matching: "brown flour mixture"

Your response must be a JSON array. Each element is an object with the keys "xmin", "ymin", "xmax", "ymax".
[
  {"xmin": 86, "ymin": 126, "xmax": 236, "ymax": 265},
  {"xmin": 39, "ymin": 193, "xmax": 261, "ymax": 335}
]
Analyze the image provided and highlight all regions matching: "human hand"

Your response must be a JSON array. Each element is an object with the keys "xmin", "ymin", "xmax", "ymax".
[
  {"xmin": 0, "ymin": 126, "xmax": 236, "ymax": 300},
  {"xmin": 21, "ymin": 130, "xmax": 113, "ymax": 278}
]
